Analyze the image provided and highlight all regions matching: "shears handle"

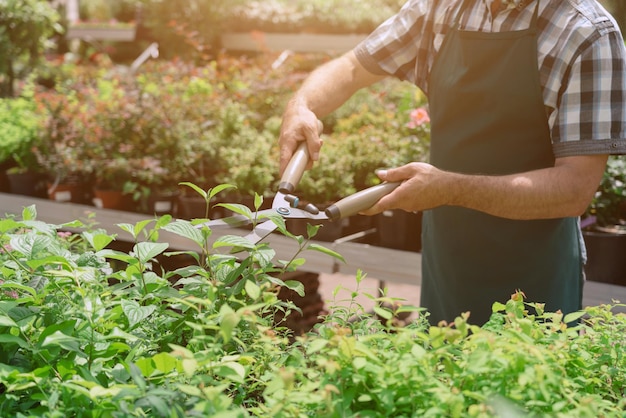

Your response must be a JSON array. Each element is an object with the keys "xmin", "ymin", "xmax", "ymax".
[
  {"xmin": 325, "ymin": 182, "xmax": 401, "ymax": 221},
  {"xmin": 278, "ymin": 120, "xmax": 323, "ymax": 194}
]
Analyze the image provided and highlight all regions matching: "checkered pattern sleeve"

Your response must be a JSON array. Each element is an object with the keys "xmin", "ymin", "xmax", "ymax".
[
  {"xmin": 353, "ymin": 0, "xmax": 438, "ymax": 87},
  {"xmin": 354, "ymin": 0, "xmax": 626, "ymax": 156},
  {"xmin": 551, "ymin": 29, "xmax": 626, "ymax": 157}
]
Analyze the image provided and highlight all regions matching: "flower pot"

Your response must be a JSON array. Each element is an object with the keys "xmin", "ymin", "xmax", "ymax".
[
  {"xmin": 177, "ymin": 194, "xmax": 228, "ymax": 220},
  {"xmin": 583, "ymin": 226, "xmax": 626, "ymax": 286},
  {"xmin": 145, "ymin": 190, "xmax": 180, "ymax": 216},
  {"xmin": 92, "ymin": 188, "xmax": 135, "ymax": 211},
  {"xmin": 374, "ymin": 210, "xmax": 422, "ymax": 252},
  {"xmin": 47, "ymin": 181, "xmax": 91, "ymax": 204},
  {"xmin": 6, "ymin": 170, "xmax": 47, "ymax": 198},
  {"xmin": 0, "ymin": 161, "xmax": 14, "ymax": 193}
]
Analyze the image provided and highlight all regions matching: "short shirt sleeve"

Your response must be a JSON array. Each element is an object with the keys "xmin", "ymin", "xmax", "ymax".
[
  {"xmin": 354, "ymin": 0, "xmax": 439, "ymax": 91},
  {"xmin": 551, "ymin": 30, "xmax": 626, "ymax": 157}
]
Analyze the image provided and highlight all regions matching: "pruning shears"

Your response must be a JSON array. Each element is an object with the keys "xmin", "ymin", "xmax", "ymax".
[{"xmin": 202, "ymin": 122, "xmax": 400, "ymax": 244}]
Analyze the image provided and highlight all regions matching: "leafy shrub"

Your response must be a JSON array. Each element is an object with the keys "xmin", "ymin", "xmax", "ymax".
[
  {"xmin": 0, "ymin": 91, "xmax": 41, "ymax": 170},
  {"xmin": 0, "ymin": 0, "xmax": 60, "ymax": 97},
  {"xmin": 586, "ymin": 155, "xmax": 626, "ymax": 228},
  {"xmin": 0, "ymin": 186, "xmax": 624, "ymax": 417}
]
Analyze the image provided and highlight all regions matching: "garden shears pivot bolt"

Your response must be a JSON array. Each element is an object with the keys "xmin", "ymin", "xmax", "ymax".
[{"xmin": 201, "ymin": 120, "xmax": 401, "ymax": 243}]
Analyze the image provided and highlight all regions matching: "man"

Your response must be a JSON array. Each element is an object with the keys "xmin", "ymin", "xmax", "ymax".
[{"xmin": 278, "ymin": 0, "xmax": 626, "ymax": 325}]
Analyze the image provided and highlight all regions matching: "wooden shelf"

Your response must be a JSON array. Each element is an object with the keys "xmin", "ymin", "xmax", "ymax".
[
  {"xmin": 221, "ymin": 32, "xmax": 366, "ymax": 53},
  {"xmin": 66, "ymin": 25, "xmax": 136, "ymax": 41}
]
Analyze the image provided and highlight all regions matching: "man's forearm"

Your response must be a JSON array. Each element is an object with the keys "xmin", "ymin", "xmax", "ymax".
[
  {"xmin": 287, "ymin": 51, "xmax": 384, "ymax": 118},
  {"xmin": 369, "ymin": 154, "xmax": 608, "ymax": 220},
  {"xmin": 437, "ymin": 155, "xmax": 608, "ymax": 219}
]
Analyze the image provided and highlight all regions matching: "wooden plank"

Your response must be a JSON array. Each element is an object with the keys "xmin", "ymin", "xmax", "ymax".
[
  {"xmin": 66, "ymin": 26, "xmax": 136, "ymax": 41},
  {"xmin": 582, "ymin": 280, "xmax": 626, "ymax": 313},
  {"xmin": 331, "ymin": 241, "xmax": 421, "ymax": 286},
  {"xmin": 3, "ymin": 193, "xmax": 625, "ymax": 311},
  {"xmin": 221, "ymin": 32, "xmax": 366, "ymax": 53}
]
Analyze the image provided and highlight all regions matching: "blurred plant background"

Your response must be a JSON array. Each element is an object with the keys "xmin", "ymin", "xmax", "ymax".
[
  {"xmin": 0, "ymin": 0, "xmax": 432, "ymax": 208},
  {"xmin": 1, "ymin": 0, "xmax": 622, "ymax": 209}
]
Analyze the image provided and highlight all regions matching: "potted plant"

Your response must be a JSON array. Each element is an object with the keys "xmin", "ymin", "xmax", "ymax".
[
  {"xmin": 32, "ymin": 87, "xmax": 96, "ymax": 203},
  {"xmin": 582, "ymin": 155, "xmax": 626, "ymax": 285},
  {"xmin": 0, "ymin": 92, "xmax": 47, "ymax": 197}
]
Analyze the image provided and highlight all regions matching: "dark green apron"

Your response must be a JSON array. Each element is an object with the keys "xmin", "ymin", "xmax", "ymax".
[{"xmin": 422, "ymin": 0, "xmax": 583, "ymax": 325}]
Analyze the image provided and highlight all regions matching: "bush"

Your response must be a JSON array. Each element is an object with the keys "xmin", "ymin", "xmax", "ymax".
[
  {"xmin": 0, "ymin": 89, "xmax": 41, "ymax": 171},
  {"xmin": 586, "ymin": 155, "xmax": 626, "ymax": 228},
  {"xmin": 0, "ymin": 0, "xmax": 60, "ymax": 97},
  {"xmin": 0, "ymin": 189, "xmax": 624, "ymax": 417}
]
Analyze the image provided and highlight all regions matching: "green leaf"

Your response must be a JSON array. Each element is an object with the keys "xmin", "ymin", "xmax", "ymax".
[
  {"xmin": 104, "ymin": 327, "xmax": 139, "ymax": 343},
  {"xmin": 306, "ymin": 223, "xmax": 322, "ymax": 238},
  {"xmin": 209, "ymin": 184, "xmax": 237, "ymax": 200},
  {"xmin": 22, "ymin": 220, "xmax": 58, "ymax": 236},
  {"xmin": 178, "ymin": 384, "xmax": 203, "ymax": 397},
  {"xmin": 0, "ymin": 314, "xmax": 18, "ymax": 327},
  {"xmin": 306, "ymin": 243, "xmax": 346, "ymax": 263},
  {"xmin": 0, "ymin": 218, "xmax": 20, "ymax": 233},
  {"xmin": 279, "ymin": 257, "xmax": 306, "ymax": 270},
  {"xmin": 41, "ymin": 331, "xmax": 83, "ymax": 354},
  {"xmin": 117, "ymin": 223, "xmax": 136, "ymax": 238},
  {"xmin": 162, "ymin": 220, "xmax": 205, "ymax": 246},
  {"xmin": 152, "ymin": 352, "xmax": 180, "ymax": 374},
  {"xmin": 306, "ymin": 338, "xmax": 329, "ymax": 355},
  {"xmin": 122, "ymin": 300, "xmax": 157, "ymax": 329},
  {"xmin": 563, "ymin": 310, "xmax": 586, "ymax": 324},
  {"xmin": 82, "ymin": 231, "xmax": 115, "ymax": 252},
  {"xmin": 492, "ymin": 301, "xmax": 506, "ymax": 313},
  {"xmin": 253, "ymin": 245, "xmax": 276, "ymax": 268},
  {"xmin": 134, "ymin": 242, "xmax": 169, "ymax": 264},
  {"xmin": 0, "ymin": 334, "xmax": 28, "ymax": 348},
  {"xmin": 215, "ymin": 362, "xmax": 246, "ymax": 384},
  {"xmin": 134, "ymin": 357, "xmax": 156, "ymax": 379},
  {"xmin": 155, "ymin": 214, "xmax": 172, "ymax": 229},
  {"xmin": 0, "ymin": 283, "xmax": 36, "ymax": 297},
  {"xmin": 180, "ymin": 182, "xmax": 208, "ymax": 199},
  {"xmin": 254, "ymin": 193, "xmax": 264, "ymax": 210},
  {"xmin": 128, "ymin": 363, "xmax": 148, "ymax": 391},
  {"xmin": 10, "ymin": 234, "xmax": 54, "ymax": 258},
  {"xmin": 214, "ymin": 235, "xmax": 256, "ymax": 250},
  {"xmin": 26, "ymin": 255, "xmax": 72, "ymax": 271},
  {"xmin": 373, "ymin": 306, "xmax": 393, "ymax": 320},
  {"xmin": 245, "ymin": 280, "xmax": 261, "ymax": 300},
  {"xmin": 283, "ymin": 280, "xmax": 305, "ymax": 297},
  {"xmin": 133, "ymin": 220, "xmax": 155, "ymax": 239},
  {"xmin": 216, "ymin": 203, "xmax": 253, "ymax": 219},
  {"xmin": 99, "ymin": 249, "xmax": 137, "ymax": 264},
  {"xmin": 22, "ymin": 205, "xmax": 37, "ymax": 221},
  {"xmin": 219, "ymin": 305, "xmax": 240, "ymax": 344}
]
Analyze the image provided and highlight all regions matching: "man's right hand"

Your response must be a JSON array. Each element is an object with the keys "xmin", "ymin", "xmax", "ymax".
[
  {"xmin": 278, "ymin": 104, "xmax": 324, "ymax": 175},
  {"xmin": 277, "ymin": 51, "xmax": 384, "ymax": 175}
]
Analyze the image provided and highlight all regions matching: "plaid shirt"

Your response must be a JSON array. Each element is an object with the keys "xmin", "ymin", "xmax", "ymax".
[{"xmin": 354, "ymin": 0, "xmax": 626, "ymax": 158}]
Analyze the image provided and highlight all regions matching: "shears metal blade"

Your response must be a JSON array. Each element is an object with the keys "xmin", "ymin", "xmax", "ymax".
[{"xmin": 199, "ymin": 190, "xmax": 328, "ymax": 243}]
